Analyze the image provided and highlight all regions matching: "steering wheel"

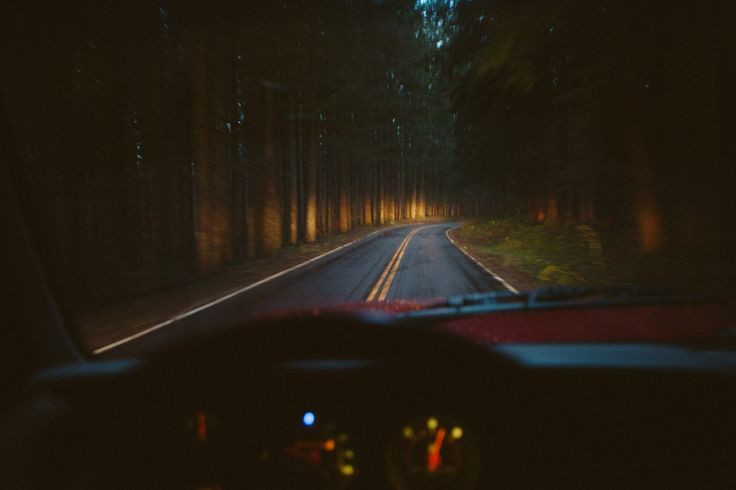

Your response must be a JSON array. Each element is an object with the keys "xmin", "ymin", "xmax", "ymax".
[{"xmin": 3, "ymin": 312, "xmax": 511, "ymax": 490}]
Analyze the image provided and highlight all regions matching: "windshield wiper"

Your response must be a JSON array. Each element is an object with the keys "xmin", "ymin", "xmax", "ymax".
[
  {"xmin": 447, "ymin": 285, "xmax": 641, "ymax": 308},
  {"xmin": 402, "ymin": 286, "xmax": 714, "ymax": 320}
]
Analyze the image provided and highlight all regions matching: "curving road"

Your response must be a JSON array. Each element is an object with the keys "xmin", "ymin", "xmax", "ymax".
[{"xmin": 100, "ymin": 223, "xmax": 509, "ymax": 356}]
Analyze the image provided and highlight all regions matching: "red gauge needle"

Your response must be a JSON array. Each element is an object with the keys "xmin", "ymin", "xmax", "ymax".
[
  {"xmin": 196, "ymin": 412, "xmax": 207, "ymax": 442},
  {"xmin": 427, "ymin": 428, "xmax": 446, "ymax": 473}
]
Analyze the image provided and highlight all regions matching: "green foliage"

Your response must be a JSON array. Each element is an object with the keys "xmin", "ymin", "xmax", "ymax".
[
  {"xmin": 537, "ymin": 265, "xmax": 586, "ymax": 286},
  {"xmin": 460, "ymin": 216, "xmax": 734, "ymax": 292},
  {"xmin": 465, "ymin": 219, "xmax": 594, "ymax": 284},
  {"xmin": 446, "ymin": 0, "xmax": 735, "ymax": 256}
]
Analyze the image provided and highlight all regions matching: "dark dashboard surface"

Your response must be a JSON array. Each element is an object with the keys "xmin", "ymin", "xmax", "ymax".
[
  {"xmin": 495, "ymin": 343, "xmax": 736, "ymax": 370},
  {"xmin": 5, "ymin": 316, "xmax": 736, "ymax": 490}
]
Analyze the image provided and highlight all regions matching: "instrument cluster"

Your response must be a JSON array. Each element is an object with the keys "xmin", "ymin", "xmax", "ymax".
[{"xmin": 178, "ymin": 407, "xmax": 482, "ymax": 490}]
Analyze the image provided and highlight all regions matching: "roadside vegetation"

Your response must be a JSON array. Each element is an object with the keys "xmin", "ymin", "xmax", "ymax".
[{"xmin": 457, "ymin": 218, "xmax": 727, "ymax": 293}]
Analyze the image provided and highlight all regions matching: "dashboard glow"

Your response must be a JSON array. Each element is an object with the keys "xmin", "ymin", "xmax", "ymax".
[{"xmin": 302, "ymin": 411, "xmax": 316, "ymax": 427}]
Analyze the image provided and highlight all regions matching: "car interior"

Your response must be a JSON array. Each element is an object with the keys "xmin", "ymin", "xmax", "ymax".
[{"xmin": 3, "ymin": 1, "xmax": 736, "ymax": 489}]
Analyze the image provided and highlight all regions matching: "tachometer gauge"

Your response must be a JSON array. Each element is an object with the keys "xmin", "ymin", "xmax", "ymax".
[
  {"xmin": 387, "ymin": 416, "xmax": 479, "ymax": 490},
  {"xmin": 259, "ymin": 411, "xmax": 356, "ymax": 489}
]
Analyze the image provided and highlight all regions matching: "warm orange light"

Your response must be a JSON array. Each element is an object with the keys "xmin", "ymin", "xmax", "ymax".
[
  {"xmin": 427, "ymin": 427, "xmax": 446, "ymax": 473},
  {"xmin": 324, "ymin": 439, "xmax": 336, "ymax": 451},
  {"xmin": 196, "ymin": 411, "xmax": 207, "ymax": 442},
  {"xmin": 636, "ymin": 198, "xmax": 663, "ymax": 252}
]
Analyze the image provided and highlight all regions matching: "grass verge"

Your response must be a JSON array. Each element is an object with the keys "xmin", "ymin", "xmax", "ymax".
[{"xmin": 454, "ymin": 217, "xmax": 719, "ymax": 292}]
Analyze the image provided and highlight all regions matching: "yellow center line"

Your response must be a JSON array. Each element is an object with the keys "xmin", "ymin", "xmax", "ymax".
[
  {"xmin": 377, "ymin": 229, "xmax": 417, "ymax": 301},
  {"xmin": 365, "ymin": 230, "xmax": 414, "ymax": 301},
  {"xmin": 378, "ymin": 233, "xmax": 414, "ymax": 301},
  {"xmin": 366, "ymin": 226, "xmax": 425, "ymax": 302}
]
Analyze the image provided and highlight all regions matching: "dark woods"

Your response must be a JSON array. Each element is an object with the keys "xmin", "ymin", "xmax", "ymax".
[
  {"xmin": 2, "ymin": 0, "xmax": 735, "ymax": 311},
  {"xmin": 3, "ymin": 1, "xmax": 457, "ymax": 309},
  {"xmin": 450, "ymin": 0, "xmax": 736, "ymax": 273}
]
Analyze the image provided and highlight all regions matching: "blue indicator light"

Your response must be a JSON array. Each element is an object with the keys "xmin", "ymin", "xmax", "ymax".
[{"xmin": 302, "ymin": 411, "xmax": 316, "ymax": 427}]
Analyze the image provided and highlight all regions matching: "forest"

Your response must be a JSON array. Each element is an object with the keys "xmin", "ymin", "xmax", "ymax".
[
  {"xmin": 448, "ymin": 0, "xmax": 735, "ymax": 287},
  {"xmin": 4, "ymin": 1, "xmax": 460, "ymax": 308},
  {"xmin": 2, "ymin": 0, "xmax": 735, "ymax": 311}
]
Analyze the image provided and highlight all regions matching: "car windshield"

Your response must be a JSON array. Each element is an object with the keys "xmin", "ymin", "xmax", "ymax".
[{"xmin": 2, "ymin": 0, "xmax": 734, "ymax": 354}]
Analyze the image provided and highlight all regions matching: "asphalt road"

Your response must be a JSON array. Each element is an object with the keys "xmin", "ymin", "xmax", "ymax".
[{"xmin": 102, "ymin": 223, "xmax": 508, "ymax": 356}]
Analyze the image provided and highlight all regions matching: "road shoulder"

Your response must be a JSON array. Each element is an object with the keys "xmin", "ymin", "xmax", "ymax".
[
  {"xmin": 77, "ymin": 224, "xmax": 411, "ymax": 352},
  {"xmin": 446, "ymin": 226, "xmax": 542, "ymax": 292}
]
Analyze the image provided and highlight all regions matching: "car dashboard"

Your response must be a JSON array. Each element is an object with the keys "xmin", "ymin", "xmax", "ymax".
[{"xmin": 5, "ymin": 315, "xmax": 736, "ymax": 490}]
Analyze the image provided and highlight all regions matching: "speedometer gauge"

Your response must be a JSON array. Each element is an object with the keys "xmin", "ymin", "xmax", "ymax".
[{"xmin": 387, "ymin": 416, "xmax": 480, "ymax": 490}]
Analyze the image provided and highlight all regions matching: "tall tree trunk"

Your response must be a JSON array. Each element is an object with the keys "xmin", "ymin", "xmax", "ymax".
[
  {"xmin": 361, "ymin": 157, "xmax": 372, "ymax": 225},
  {"xmin": 287, "ymin": 95, "xmax": 299, "ymax": 245},
  {"xmin": 257, "ymin": 85, "xmax": 282, "ymax": 256},
  {"xmin": 192, "ymin": 44, "xmax": 220, "ymax": 274},
  {"xmin": 338, "ymin": 154, "xmax": 351, "ymax": 232},
  {"xmin": 304, "ymin": 117, "xmax": 318, "ymax": 242},
  {"xmin": 629, "ymin": 122, "xmax": 663, "ymax": 253}
]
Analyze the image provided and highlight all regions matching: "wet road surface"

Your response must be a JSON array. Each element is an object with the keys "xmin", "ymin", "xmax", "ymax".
[{"xmin": 99, "ymin": 223, "xmax": 508, "ymax": 355}]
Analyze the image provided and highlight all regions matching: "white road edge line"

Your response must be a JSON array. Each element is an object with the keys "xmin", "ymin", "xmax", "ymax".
[
  {"xmin": 445, "ymin": 227, "xmax": 519, "ymax": 294},
  {"xmin": 93, "ymin": 227, "xmax": 398, "ymax": 355}
]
